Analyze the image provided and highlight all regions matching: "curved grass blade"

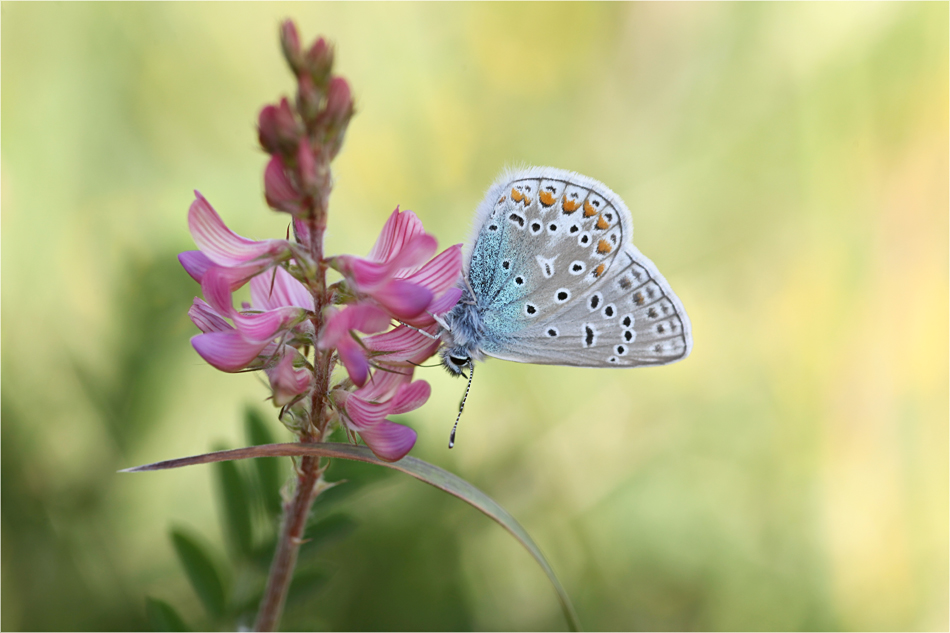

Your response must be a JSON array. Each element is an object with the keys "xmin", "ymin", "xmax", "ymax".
[{"xmin": 123, "ymin": 442, "xmax": 581, "ymax": 631}]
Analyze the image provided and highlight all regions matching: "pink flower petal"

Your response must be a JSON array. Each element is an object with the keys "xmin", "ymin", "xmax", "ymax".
[
  {"xmin": 264, "ymin": 155, "xmax": 305, "ymax": 216},
  {"xmin": 179, "ymin": 251, "xmax": 214, "ymax": 284},
  {"xmin": 250, "ymin": 266, "xmax": 313, "ymax": 311},
  {"xmin": 403, "ymin": 287, "xmax": 463, "ymax": 328},
  {"xmin": 293, "ymin": 219, "xmax": 310, "ymax": 245},
  {"xmin": 188, "ymin": 298, "xmax": 232, "ymax": 333},
  {"xmin": 200, "ymin": 266, "xmax": 236, "ymax": 316},
  {"xmin": 371, "ymin": 279, "xmax": 433, "ymax": 320},
  {"xmin": 428, "ymin": 287, "xmax": 463, "ymax": 315},
  {"xmin": 192, "ymin": 331, "xmax": 269, "ymax": 372},
  {"xmin": 318, "ymin": 304, "xmax": 390, "ymax": 350},
  {"xmin": 359, "ymin": 420, "xmax": 417, "ymax": 462},
  {"xmin": 338, "ymin": 233, "xmax": 436, "ymax": 293},
  {"xmin": 342, "ymin": 393, "xmax": 391, "ymax": 429},
  {"xmin": 401, "ymin": 244, "xmax": 463, "ymax": 295},
  {"xmin": 267, "ymin": 348, "xmax": 312, "ymax": 406},
  {"xmin": 390, "ymin": 380, "xmax": 431, "ymax": 415},
  {"xmin": 232, "ymin": 306, "xmax": 306, "ymax": 344},
  {"xmin": 354, "ymin": 367, "xmax": 411, "ymax": 402},
  {"xmin": 337, "ymin": 337, "xmax": 371, "ymax": 387},
  {"xmin": 188, "ymin": 192, "xmax": 289, "ymax": 267},
  {"xmin": 386, "ymin": 233, "xmax": 438, "ymax": 275},
  {"xmin": 366, "ymin": 207, "xmax": 427, "ymax": 264},
  {"xmin": 364, "ymin": 325, "xmax": 437, "ymax": 362}
]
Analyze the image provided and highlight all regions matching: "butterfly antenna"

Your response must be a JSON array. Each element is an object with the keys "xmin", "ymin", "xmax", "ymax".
[{"xmin": 448, "ymin": 361, "xmax": 474, "ymax": 449}]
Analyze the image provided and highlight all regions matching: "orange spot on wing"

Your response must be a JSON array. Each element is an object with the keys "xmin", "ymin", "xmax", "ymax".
[
  {"xmin": 593, "ymin": 263, "xmax": 606, "ymax": 277},
  {"xmin": 539, "ymin": 191, "xmax": 555, "ymax": 207},
  {"xmin": 595, "ymin": 214, "xmax": 610, "ymax": 230},
  {"xmin": 584, "ymin": 200, "xmax": 598, "ymax": 217},
  {"xmin": 510, "ymin": 188, "xmax": 524, "ymax": 203},
  {"xmin": 596, "ymin": 239, "xmax": 613, "ymax": 254},
  {"xmin": 562, "ymin": 197, "xmax": 580, "ymax": 213},
  {"xmin": 498, "ymin": 195, "xmax": 506, "ymax": 203}
]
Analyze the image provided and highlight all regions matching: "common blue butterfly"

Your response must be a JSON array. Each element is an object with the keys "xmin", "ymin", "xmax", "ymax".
[
  {"xmin": 438, "ymin": 166, "xmax": 692, "ymax": 372},
  {"xmin": 436, "ymin": 167, "xmax": 692, "ymax": 445}
]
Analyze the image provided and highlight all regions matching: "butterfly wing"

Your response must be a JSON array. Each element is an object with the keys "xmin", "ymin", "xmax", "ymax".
[{"xmin": 465, "ymin": 167, "xmax": 692, "ymax": 367}]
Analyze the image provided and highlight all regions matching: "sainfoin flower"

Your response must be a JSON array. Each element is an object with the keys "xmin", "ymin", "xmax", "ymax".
[
  {"xmin": 181, "ymin": 192, "xmax": 463, "ymax": 461},
  {"xmin": 332, "ymin": 207, "xmax": 463, "ymax": 324}
]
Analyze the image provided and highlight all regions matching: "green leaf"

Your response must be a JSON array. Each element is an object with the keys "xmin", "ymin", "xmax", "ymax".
[
  {"xmin": 244, "ymin": 407, "xmax": 283, "ymax": 517},
  {"xmin": 145, "ymin": 597, "xmax": 190, "ymax": 631},
  {"xmin": 213, "ymin": 452, "xmax": 254, "ymax": 559},
  {"xmin": 169, "ymin": 528, "xmax": 227, "ymax": 619},
  {"xmin": 130, "ymin": 444, "xmax": 582, "ymax": 631}
]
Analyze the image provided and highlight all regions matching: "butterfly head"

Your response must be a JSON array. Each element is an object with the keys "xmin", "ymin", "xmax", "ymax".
[{"xmin": 439, "ymin": 347, "xmax": 472, "ymax": 376}]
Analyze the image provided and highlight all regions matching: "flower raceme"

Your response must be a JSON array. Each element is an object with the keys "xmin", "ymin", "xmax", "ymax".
[{"xmin": 180, "ymin": 192, "xmax": 462, "ymax": 461}]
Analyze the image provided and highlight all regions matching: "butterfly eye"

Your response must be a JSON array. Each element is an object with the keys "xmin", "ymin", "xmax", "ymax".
[{"xmin": 449, "ymin": 356, "xmax": 469, "ymax": 367}]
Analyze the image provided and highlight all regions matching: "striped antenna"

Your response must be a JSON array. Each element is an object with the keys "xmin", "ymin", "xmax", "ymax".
[{"xmin": 448, "ymin": 361, "xmax": 474, "ymax": 449}]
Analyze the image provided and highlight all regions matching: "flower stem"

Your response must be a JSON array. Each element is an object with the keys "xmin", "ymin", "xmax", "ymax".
[
  {"xmin": 255, "ymin": 150, "xmax": 333, "ymax": 631},
  {"xmin": 253, "ymin": 455, "xmax": 322, "ymax": 631}
]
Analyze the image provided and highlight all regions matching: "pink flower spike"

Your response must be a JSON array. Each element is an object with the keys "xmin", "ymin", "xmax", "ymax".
[
  {"xmin": 250, "ymin": 266, "xmax": 313, "ymax": 311},
  {"xmin": 188, "ymin": 298, "xmax": 232, "ymax": 334},
  {"xmin": 264, "ymin": 156, "xmax": 305, "ymax": 216},
  {"xmin": 188, "ymin": 192, "xmax": 290, "ymax": 267},
  {"xmin": 359, "ymin": 421, "xmax": 417, "ymax": 462},
  {"xmin": 192, "ymin": 331, "xmax": 270, "ymax": 372},
  {"xmin": 267, "ymin": 348, "xmax": 312, "ymax": 406}
]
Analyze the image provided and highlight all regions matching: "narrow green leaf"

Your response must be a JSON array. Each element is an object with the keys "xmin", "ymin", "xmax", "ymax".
[
  {"xmin": 244, "ymin": 407, "xmax": 283, "ymax": 516},
  {"xmin": 130, "ymin": 444, "xmax": 581, "ymax": 631},
  {"xmin": 213, "ymin": 449, "xmax": 254, "ymax": 558},
  {"xmin": 145, "ymin": 597, "xmax": 190, "ymax": 632},
  {"xmin": 169, "ymin": 528, "xmax": 227, "ymax": 618}
]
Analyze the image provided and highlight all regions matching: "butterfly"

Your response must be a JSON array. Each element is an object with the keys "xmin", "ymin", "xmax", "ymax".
[{"xmin": 437, "ymin": 166, "xmax": 692, "ymax": 371}]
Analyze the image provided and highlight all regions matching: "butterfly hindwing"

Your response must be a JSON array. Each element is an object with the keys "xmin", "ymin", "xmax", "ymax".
[{"xmin": 465, "ymin": 167, "xmax": 692, "ymax": 367}]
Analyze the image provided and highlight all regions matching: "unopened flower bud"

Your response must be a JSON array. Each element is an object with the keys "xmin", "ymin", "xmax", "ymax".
[
  {"xmin": 264, "ymin": 155, "xmax": 305, "ymax": 216},
  {"xmin": 319, "ymin": 77, "xmax": 354, "ymax": 158},
  {"xmin": 305, "ymin": 37, "xmax": 334, "ymax": 85},
  {"xmin": 279, "ymin": 20, "xmax": 302, "ymax": 73},
  {"xmin": 296, "ymin": 138, "xmax": 319, "ymax": 195},
  {"xmin": 258, "ymin": 98, "xmax": 300, "ymax": 155},
  {"xmin": 296, "ymin": 72, "xmax": 323, "ymax": 124}
]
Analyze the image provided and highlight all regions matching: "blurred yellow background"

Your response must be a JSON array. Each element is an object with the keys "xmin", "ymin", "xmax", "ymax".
[{"xmin": 2, "ymin": 3, "xmax": 947, "ymax": 631}]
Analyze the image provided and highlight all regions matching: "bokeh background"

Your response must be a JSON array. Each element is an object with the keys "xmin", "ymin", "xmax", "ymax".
[{"xmin": 2, "ymin": 3, "xmax": 947, "ymax": 631}]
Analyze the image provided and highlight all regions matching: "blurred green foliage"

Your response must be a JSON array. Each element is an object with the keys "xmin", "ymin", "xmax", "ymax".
[{"xmin": 2, "ymin": 3, "xmax": 947, "ymax": 631}]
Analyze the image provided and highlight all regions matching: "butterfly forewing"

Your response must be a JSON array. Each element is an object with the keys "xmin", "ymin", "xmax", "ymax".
[{"xmin": 466, "ymin": 167, "xmax": 692, "ymax": 368}]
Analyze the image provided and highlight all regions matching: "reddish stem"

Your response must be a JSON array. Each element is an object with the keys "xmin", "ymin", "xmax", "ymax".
[{"xmin": 254, "ymin": 152, "xmax": 332, "ymax": 631}]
